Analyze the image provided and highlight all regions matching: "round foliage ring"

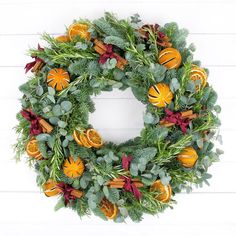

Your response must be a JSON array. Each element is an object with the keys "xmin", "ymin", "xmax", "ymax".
[{"xmin": 15, "ymin": 13, "xmax": 222, "ymax": 222}]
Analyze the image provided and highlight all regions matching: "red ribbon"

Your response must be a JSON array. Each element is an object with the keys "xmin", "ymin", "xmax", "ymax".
[
  {"xmin": 141, "ymin": 24, "xmax": 167, "ymax": 46},
  {"xmin": 99, "ymin": 44, "xmax": 120, "ymax": 64},
  {"xmin": 20, "ymin": 109, "xmax": 42, "ymax": 136},
  {"xmin": 25, "ymin": 44, "xmax": 44, "ymax": 73},
  {"xmin": 163, "ymin": 108, "xmax": 190, "ymax": 134},
  {"xmin": 121, "ymin": 155, "xmax": 142, "ymax": 200},
  {"xmin": 57, "ymin": 182, "xmax": 77, "ymax": 206}
]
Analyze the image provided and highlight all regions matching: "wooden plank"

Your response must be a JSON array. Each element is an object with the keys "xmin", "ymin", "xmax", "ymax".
[
  {"xmin": 0, "ymin": 223, "xmax": 235, "ymax": 236},
  {"xmin": 0, "ymin": 35, "xmax": 236, "ymax": 66},
  {"xmin": 0, "ymin": 1, "xmax": 235, "ymax": 34},
  {"xmin": 0, "ymin": 192, "xmax": 235, "ymax": 228}
]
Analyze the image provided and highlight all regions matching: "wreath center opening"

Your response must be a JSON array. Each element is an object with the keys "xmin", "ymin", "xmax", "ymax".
[{"xmin": 89, "ymin": 88, "xmax": 146, "ymax": 143}]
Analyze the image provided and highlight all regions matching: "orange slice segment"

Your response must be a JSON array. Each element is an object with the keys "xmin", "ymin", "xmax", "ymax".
[
  {"xmin": 100, "ymin": 198, "xmax": 118, "ymax": 220},
  {"xmin": 150, "ymin": 180, "xmax": 172, "ymax": 203},
  {"xmin": 73, "ymin": 130, "xmax": 83, "ymax": 146},
  {"xmin": 68, "ymin": 23, "xmax": 91, "ymax": 41},
  {"xmin": 79, "ymin": 132, "xmax": 92, "ymax": 148},
  {"xmin": 86, "ymin": 129, "xmax": 103, "ymax": 148}
]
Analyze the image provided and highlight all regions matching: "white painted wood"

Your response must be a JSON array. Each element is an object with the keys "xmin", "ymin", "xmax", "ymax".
[
  {"xmin": 0, "ymin": 192, "xmax": 235, "ymax": 236},
  {"xmin": 0, "ymin": 0, "xmax": 235, "ymax": 234},
  {"xmin": 0, "ymin": 0, "xmax": 235, "ymax": 34}
]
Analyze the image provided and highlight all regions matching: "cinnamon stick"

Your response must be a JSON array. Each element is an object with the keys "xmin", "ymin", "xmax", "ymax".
[
  {"xmin": 107, "ymin": 178, "xmax": 144, "ymax": 189},
  {"xmin": 71, "ymin": 189, "xmax": 83, "ymax": 198},
  {"xmin": 39, "ymin": 119, "xmax": 53, "ymax": 134},
  {"xmin": 31, "ymin": 60, "xmax": 45, "ymax": 73},
  {"xmin": 93, "ymin": 39, "xmax": 128, "ymax": 70}
]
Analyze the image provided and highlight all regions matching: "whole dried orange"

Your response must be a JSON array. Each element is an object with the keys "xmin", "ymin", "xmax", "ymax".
[
  {"xmin": 177, "ymin": 146, "xmax": 199, "ymax": 168},
  {"xmin": 47, "ymin": 68, "xmax": 70, "ymax": 91},
  {"xmin": 63, "ymin": 156, "xmax": 85, "ymax": 178}
]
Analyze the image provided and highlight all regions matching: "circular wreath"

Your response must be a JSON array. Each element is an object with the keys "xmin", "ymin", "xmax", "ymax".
[{"xmin": 15, "ymin": 13, "xmax": 222, "ymax": 222}]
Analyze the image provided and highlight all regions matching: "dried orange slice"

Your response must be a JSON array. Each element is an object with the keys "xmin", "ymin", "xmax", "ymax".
[
  {"xmin": 68, "ymin": 23, "xmax": 91, "ymax": 41},
  {"xmin": 55, "ymin": 35, "xmax": 70, "ymax": 43},
  {"xmin": 47, "ymin": 68, "xmax": 70, "ymax": 91},
  {"xmin": 63, "ymin": 156, "xmax": 85, "ymax": 178},
  {"xmin": 190, "ymin": 65, "xmax": 208, "ymax": 91},
  {"xmin": 100, "ymin": 198, "xmax": 118, "ymax": 220},
  {"xmin": 43, "ymin": 179, "xmax": 61, "ymax": 197},
  {"xmin": 35, "ymin": 153, "xmax": 43, "ymax": 160},
  {"xmin": 79, "ymin": 132, "xmax": 92, "ymax": 148},
  {"xmin": 150, "ymin": 180, "xmax": 172, "ymax": 203},
  {"xmin": 86, "ymin": 129, "xmax": 103, "ymax": 148},
  {"xmin": 26, "ymin": 139, "xmax": 41, "ymax": 157},
  {"xmin": 73, "ymin": 130, "xmax": 83, "ymax": 146}
]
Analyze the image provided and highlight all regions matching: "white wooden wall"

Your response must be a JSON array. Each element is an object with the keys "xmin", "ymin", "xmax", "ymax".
[{"xmin": 0, "ymin": 0, "xmax": 235, "ymax": 235}]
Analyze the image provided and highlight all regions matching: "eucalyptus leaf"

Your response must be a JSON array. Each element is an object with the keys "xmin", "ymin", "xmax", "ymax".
[
  {"xmin": 36, "ymin": 85, "xmax": 44, "ymax": 96},
  {"xmin": 61, "ymin": 101, "xmax": 72, "ymax": 112}
]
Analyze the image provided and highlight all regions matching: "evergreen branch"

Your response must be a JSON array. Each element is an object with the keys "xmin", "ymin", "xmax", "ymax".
[{"xmin": 50, "ymin": 135, "xmax": 64, "ymax": 180}]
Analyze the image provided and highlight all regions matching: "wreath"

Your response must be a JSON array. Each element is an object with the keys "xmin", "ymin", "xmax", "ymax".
[{"xmin": 14, "ymin": 13, "xmax": 222, "ymax": 222}]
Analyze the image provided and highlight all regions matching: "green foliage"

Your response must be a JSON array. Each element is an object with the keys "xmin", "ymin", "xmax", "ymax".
[{"xmin": 14, "ymin": 13, "xmax": 222, "ymax": 223}]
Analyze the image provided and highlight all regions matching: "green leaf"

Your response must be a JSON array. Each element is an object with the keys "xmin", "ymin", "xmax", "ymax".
[
  {"xmin": 119, "ymin": 207, "xmax": 128, "ymax": 217},
  {"xmin": 48, "ymin": 87, "xmax": 55, "ymax": 96},
  {"xmin": 107, "ymin": 188, "xmax": 120, "ymax": 203},
  {"xmin": 214, "ymin": 105, "xmax": 221, "ymax": 113},
  {"xmin": 130, "ymin": 163, "xmax": 138, "ymax": 176},
  {"xmin": 143, "ymin": 112, "xmax": 159, "ymax": 124},
  {"xmin": 62, "ymin": 139, "xmax": 69, "ymax": 147},
  {"xmin": 59, "ymin": 128, "xmax": 67, "ymax": 136},
  {"xmin": 103, "ymin": 186, "xmax": 109, "ymax": 198},
  {"xmin": 104, "ymin": 36, "xmax": 127, "ymax": 49},
  {"xmin": 47, "ymin": 95, "xmax": 55, "ymax": 104},
  {"xmin": 113, "ymin": 69, "xmax": 125, "ymax": 80},
  {"xmin": 80, "ymin": 176, "xmax": 89, "ymax": 189},
  {"xmin": 52, "ymin": 104, "xmax": 62, "ymax": 116},
  {"xmin": 49, "ymin": 117, "xmax": 60, "ymax": 125},
  {"xmin": 75, "ymin": 42, "xmax": 88, "ymax": 50},
  {"xmin": 58, "ymin": 120, "xmax": 67, "ymax": 128},
  {"xmin": 54, "ymin": 198, "xmax": 65, "ymax": 211},
  {"xmin": 36, "ymin": 85, "xmax": 44, "ymax": 96},
  {"xmin": 61, "ymin": 101, "xmax": 72, "ymax": 112},
  {"xmin": 36, "ymin": 133, "xmax": 51, "ymax": 142},
  {"xmin": 170, "ymin": 78, "xmax": 180, "ymax": 92},
  {"xmin": 97, "ymin": 175, "xmax": 105, "ymax": 186},
  {"xmin": 134, "ymin": 147, "xmax": 157, "ymax": 162}
]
